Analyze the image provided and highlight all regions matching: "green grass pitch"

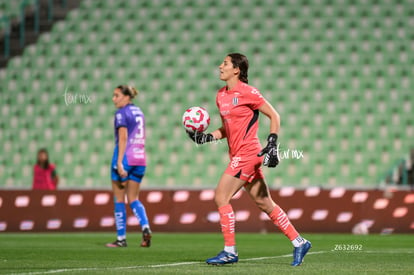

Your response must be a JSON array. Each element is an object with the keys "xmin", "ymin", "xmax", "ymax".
[{"xmin": 0, "ymin": 233, "xmax": 413, "ymax": 274}]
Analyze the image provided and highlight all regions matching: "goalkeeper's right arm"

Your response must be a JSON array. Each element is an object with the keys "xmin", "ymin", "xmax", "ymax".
[
  {"xmin": 187, "ymin": 121, "xmax": 226, "ymax": 145},
  {"xmin": 210, "ymin": 126, "xmax": 226, "ymax": 140}
]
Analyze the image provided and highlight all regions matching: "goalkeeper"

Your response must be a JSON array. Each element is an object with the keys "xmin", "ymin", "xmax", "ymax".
[{"xmin": 187, "ymin": 53, "xmax": 311, "ymax": 266}]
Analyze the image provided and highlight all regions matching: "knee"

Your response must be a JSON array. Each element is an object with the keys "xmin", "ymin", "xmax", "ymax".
[
  {"xmin": 114, "ymin": 196, "xmax": 125, "ymax": 203},
  {"xmin": 113, "ymin": 192, "xmax": 125, "ymax": 203},
  {"xmin": 214, "ymin": 193, "xmax": 229, "ymax": 208}
]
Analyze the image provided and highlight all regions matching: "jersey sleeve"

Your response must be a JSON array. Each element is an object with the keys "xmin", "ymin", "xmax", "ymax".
[
  {"xmin": 246, "ymin": 87, "xmax": 266, "ymax": 110},
  {"xmin": 114, "ymin": 109, "xmax": 127, "ymax": 129}
]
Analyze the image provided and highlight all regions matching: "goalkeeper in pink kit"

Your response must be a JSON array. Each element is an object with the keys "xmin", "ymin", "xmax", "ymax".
[{"xmin": 187, "ymin": 53, "xmax": 311, "ymax": 266}]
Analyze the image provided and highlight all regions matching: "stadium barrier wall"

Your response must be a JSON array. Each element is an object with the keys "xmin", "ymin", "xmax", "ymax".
[{"xmin": 0, "ymin": 188, "xmax": 413, "ymax": 233}]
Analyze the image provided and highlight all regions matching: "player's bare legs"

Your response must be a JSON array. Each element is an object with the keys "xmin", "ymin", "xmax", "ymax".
[
  {"xmin": 245, "ymin": 178, "xmax": 311, "ymax": 266},
  {"xmin": 125, "ymin": 179, "xmax": 140, "ymax": 203},
  {"xmin": 215, "ymin": 173, "xmax": 246, "ymax": 207},
  {"xmin": 112, "ymin": 180, "xmax": 126, "ymax": 202},
  {"xmin": 244, "ymin": 178, "xmax": 275, "ymax": 214}
]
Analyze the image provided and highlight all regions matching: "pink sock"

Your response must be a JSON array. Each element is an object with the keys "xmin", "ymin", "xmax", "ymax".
[
  {"xmin": 218, "ymin": 204, "xmax": 236, "ymax": 246},
  {"xmin": 268, "ymin": 205, "xmax": 299, "ymax": 241}
]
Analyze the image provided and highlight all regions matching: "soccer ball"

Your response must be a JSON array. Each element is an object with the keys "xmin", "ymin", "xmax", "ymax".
[{"xmin": 182, "ymin": 106, "xmax": 210, "ymax": 133}]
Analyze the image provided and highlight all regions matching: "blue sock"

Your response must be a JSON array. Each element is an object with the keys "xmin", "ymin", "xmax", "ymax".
[
  {"xmin": 130, "ymin": 200, "xmax": 150, "ymax": 230},
  {"xmin": 114, "ymin": 202, "xmax": 126, "ymax": 240}
]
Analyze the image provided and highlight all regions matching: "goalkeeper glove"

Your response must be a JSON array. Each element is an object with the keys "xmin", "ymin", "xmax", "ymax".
[
  {"xmin": 257, "ymin": 133, "xmax": 279, "ymax": 167},
  {"xmin": 186, "ymin": 131, "xmax": 215, "ymax": 145}
]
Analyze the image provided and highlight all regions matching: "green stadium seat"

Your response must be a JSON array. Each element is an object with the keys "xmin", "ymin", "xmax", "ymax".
[{"xmin": 1, "ymin": 0, "xmax": 413, "ymax": 187}]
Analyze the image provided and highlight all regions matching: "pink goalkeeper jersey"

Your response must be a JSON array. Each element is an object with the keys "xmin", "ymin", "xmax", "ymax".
[{"xmin": 216, "ymin": 80, "xmax": 266, "ymax": 158}]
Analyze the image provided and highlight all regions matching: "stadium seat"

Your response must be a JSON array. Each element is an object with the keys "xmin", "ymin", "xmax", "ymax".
[{"xmin": 0, "ymin": 0, "xmax": 413, "ymax": 188}]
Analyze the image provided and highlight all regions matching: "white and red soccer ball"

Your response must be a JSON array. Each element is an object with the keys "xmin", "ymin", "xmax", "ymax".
[{"xmin": 182, "ymin": 106, "xmax": 210, "ymax": 133}]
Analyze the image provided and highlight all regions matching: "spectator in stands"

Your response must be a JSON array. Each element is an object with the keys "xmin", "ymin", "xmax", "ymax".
[{"xmin": 32, "ymin": 148, "xmax": 59, "ymax": 190}]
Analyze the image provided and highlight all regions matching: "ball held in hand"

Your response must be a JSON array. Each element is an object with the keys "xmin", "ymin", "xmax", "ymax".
[{"xmin": 182, "ymin": 106, "xmax": 210, "ymax": 133}]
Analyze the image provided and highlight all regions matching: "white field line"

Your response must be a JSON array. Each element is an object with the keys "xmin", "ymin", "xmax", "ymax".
[
  {"xmin": 331, "ymin": 250, "xmax": 414, "ymax": 254},
  {"xmin": 16, "ymin": 249, "xmax": 412, "ymax": 275},
  {"xmin": 240, "ymin": 250, "xmax": 327, "ymax": 262},
  {"xmin": 11, "ymin": 261, "xmax": 200, "ymax": 275}
]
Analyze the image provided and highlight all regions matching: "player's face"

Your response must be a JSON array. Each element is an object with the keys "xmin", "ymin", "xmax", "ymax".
[
  {"xmin": 219, "ymin": 56, "xmax": 240, "ymax": 82},
  {"xmin": 112, "ymin": 89, "xmax": 129, "ymax": 108},
  {"xmin": 37, "ymin": 152, "xmax": 48, "ymax": 163}
]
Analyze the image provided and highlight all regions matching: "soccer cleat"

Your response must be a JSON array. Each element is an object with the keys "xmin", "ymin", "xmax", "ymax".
[
  {"xmin": 291, "ymin": 241, "xmax": 312, "ymax": 266},
  {"xmin": 140, "ymin": 228, "xmax": 152, "ymax": 247},
  {"xmin": 206, "ymin": 250, "xmax": 238, "ymax": 265},
  {"xmin": 106, "ymin": 239, "xmax": 127, "ymax": 248}
]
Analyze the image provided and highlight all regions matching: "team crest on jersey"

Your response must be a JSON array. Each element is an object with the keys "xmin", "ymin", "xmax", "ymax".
[{"xmin": 232, "ymin": 97, "xmax": 239, "ymax": 106}]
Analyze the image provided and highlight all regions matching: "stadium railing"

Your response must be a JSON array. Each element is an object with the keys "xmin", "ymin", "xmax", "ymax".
[
  {"xmin": 19, "ymin": 0, "xmax": 39, "ymax": 47},
  {"xmin": 382, "ymin": 153, "xmax": 413, "ymax": 186},
  {"xmin": 0, "ymin": 15, "xmax": 10, "ymax": 57}
]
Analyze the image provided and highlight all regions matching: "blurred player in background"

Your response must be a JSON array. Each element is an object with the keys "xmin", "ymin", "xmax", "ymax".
[
  {"xmin": 106, "ymin": 85, "xmax": 152, "ymax": 248},
  {"xmin": 32, "ymin": 148, "xmax": 59, "ymax": 190},
  {"xmin": 187, "ymin": 53, "xmax": 311, "ymax": 266}
]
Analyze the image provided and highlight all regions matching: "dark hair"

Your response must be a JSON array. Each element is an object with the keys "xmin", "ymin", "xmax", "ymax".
[
  {"xmin": 36, "ymin": 148, "xmax": 49, "ymax": 169},
  {"xmin": 228, "ymin": 53, "xmax": 249, "ymax": 84},
  {"xmin": 116, "ymin": 85, "xmax": 139, "ymax": 99}
]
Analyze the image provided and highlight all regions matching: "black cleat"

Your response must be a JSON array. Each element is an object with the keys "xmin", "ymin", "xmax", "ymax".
[
  {"xmin": 106, "ymin": 239, "xmax": 127, "ymax": 248},
  {"xmin": 141, "ymin": 228, "xmax": 152, "ymax": 247}
]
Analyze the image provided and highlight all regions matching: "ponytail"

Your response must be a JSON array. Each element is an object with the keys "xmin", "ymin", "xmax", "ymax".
[{"xmin": 117, "ymin": 85, "xmax": 139, "ymax": 99}]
